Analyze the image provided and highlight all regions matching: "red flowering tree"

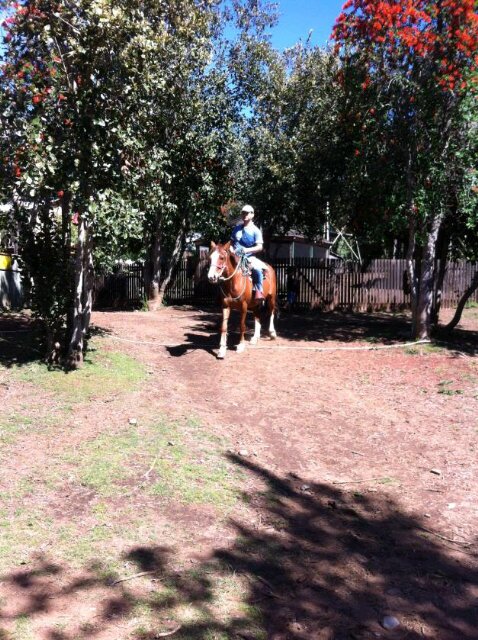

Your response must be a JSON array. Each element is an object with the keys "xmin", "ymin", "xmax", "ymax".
[{"xmin": 332, "ymin": 0, "xmax": 478, "ymax": 338}]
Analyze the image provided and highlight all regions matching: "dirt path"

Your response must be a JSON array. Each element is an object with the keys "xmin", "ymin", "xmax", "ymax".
[{"xmin": 96, "ymin": 307, "xmax": 477, "ymax": 536}]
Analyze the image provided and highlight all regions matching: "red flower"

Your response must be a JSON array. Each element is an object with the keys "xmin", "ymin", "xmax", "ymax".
[
  {"xmin": 32, "ymin": 95, "xmax": 42, "ymax": 104},
  {"xmin": 57, "ymin": 190, "xmax": 64, "ymax": 198}
]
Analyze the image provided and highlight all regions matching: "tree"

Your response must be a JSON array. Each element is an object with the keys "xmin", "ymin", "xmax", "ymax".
[
  {"xmin": 242, "ymin": 43, "xmax": 345, "ymax": 245},
  {"xmin": 0, "ymin": 0, "xmax": 275, "ymax": 362},
  {"xmin": 332, "ymin": 0, "xmax": 478, "ymax": 338}
]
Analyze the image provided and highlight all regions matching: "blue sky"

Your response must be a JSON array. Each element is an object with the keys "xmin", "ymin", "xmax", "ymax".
[{"xmin": 270, "ymin": 0, "xmax": 343, "ymax": 50}]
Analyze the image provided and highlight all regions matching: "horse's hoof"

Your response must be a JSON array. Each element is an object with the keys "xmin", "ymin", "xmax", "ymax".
[
  {"xmin": 217, "ymin": 347, "xmax": 227, "ymax": 359},
  {"xmin": 269, "ymin": 332, "xmax": 277, "ymax": 340},
  {"xmin": 250, "ymin": 336, "xmax": 259, "ymax": 346},
  {"xmin": 236, "ymin": 343, "xmax": 245, "ymax": 353}
]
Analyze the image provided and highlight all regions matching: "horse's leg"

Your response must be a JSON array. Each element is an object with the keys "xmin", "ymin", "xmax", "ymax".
[
  {"xmin": 236, "ymin": 301, "xmax": 247, "ymax": 353},
  {"xmin": 217, "ymin": 306, "xmax": 230, "ymax": 359},
  {"xmin": 269, "ymin": 293, "xmax": 277, "ymax": 340},
  {"xmin": 250, "ymin": 307, "xmax": 261, "ymax": 345}
]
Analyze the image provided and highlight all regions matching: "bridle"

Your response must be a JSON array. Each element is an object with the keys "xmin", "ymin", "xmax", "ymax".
[{"xmin": 211, "ymin": 248, "xmax": 248, "ymax": 301}]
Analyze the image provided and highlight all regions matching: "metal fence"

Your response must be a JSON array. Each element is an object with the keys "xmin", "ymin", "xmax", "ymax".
[{"xmin": 94, "ymin": 257, "xmax": 478, "ymax": 311}]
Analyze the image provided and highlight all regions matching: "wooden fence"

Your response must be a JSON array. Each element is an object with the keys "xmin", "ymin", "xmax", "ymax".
[
  {"xmin": 94, "ymin": 257, "xmax": 478, "ymax": 311},
  {"xmin": 94, "ymin": 263, "xmax": 145, "ymax": 309}
]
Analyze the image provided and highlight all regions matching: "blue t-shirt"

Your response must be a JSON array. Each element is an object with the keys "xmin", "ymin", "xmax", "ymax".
[{"xmin": 231, "ymin": 223, "xmax": 263, "ymax": 256}]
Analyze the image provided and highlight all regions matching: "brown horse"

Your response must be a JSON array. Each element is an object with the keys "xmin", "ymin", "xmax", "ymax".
[{"xmin": 208, "ymin": 241, "xmax": 277, "ymax": 359}]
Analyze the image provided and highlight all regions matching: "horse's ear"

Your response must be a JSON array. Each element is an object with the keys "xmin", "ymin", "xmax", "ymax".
[
  {"xmin": 210, "ymin": 241, "xmax": 216, "ymax": 250},
  {"xmin": 224, "ymin": 241, "xmax": 231, "ymax": 251}
]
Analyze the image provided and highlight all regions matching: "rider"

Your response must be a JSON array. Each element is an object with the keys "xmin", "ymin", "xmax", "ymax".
[{"xmin": 230, "ymin": 204, "xmax": 266, "ymax": 300}]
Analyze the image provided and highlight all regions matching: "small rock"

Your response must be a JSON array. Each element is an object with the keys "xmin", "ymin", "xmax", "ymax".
[
  {"xmin": 382, "ymin": 616, "xmax": 400, "ymax": 630},
  {"xmin": 430, "ymin": 468, "xmax": 442, "ymax": 475},
  {"xmin": 447, "ymin": 502, "xmax": 456, "ymax": 509},
  {"xmin": 128, "ymin": 418, "xmax": 137, "ymax": 425},
  {"xmin": 167, "ymin": 441, "xmax": 175, "ymax": 446},
  {"xmin": 424, "ymin": 513, "xmax": 431, "ymax": 518},
  {"xmin": 300, "ymin": 484, "xmax": 311, "ymax": 492},
  {"xmin": 238, "ymin": 449, "xmax": 249, "ymax": 457}
]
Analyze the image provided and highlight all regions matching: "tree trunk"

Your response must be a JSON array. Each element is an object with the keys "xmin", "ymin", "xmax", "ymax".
[
  {"xmin": 146, "ymin": 223, "xmax": 163, "ymax": 309},
  {"xmin": 405, "ymin": 216, "xmax": 417, "ymax": 320},
  {"xmin": 430, "ymin": 225, "xmax": 451, "ymax": 330},
  {"xmin": 67, "ymin": 214, "xmax": 94, "ymax": 368},
  {"xmin": 444, "ymin": 270, "xmax": 478, "ymax": 332},
  {"xmin": 412, "ymin": 212, "xmax": 444, "ymax": 340},
  {"xmin": 405, "ymin": 147, "xmax": 418, "ymax": 322},
  {"xmin": 156, "ymin": 219, "xmax": 187, "ymax": 308}
]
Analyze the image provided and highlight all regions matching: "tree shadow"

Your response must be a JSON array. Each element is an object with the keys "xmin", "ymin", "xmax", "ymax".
[
  {"xmin": 0, "ymin": 316, "xmax": 114, "ymax": 369},
  {"xmin": 0, "ymin": 312, "xmax": 42, "ymax": 368},
  {"xmin": 216, "ymin": 456, "xmax": 478, "ymax": 639},
  {"xmin": 0, "ymin": 458, "xmax": 476, "ymax": 639},
  {"xmin": 173, "ymin": 305, "xmax": 478, "ymax": 356},
  {"xmin": 434, "ymin": 324, "xmax": 478, "ymax": 356}
]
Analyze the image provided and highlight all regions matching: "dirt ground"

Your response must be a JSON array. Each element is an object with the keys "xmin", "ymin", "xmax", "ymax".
[{"xmin": 0, "ymin": 305, "xmax": 477, "ymax": 640}]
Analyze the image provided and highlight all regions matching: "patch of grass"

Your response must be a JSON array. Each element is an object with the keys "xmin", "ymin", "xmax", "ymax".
[
  {"xmin": 0, "ymin": 409, "xmax": 68, "ymax": 450},
  {"xmin": 0, "ymin": 507, "xmax": 53, "ymax": 571},
  {"xmin": 14, "ymin": 346, "xmax": 146, "ymax": 403},
  {"xmin": 421, "ymin": 343, "xmax": 447, "ymax": 354},
  {"xmin": 404, "ymin": 347, "xmax": 419, "ymax": 355},
  {"xmin": 56, "ymin": 523, "xmax": 115, "ymax": 565},
  {"xmin": 404, "ymin": 343, "xmax": 446, "ymax": 356},
  {"xmin": 437, "ymin": 380, "xmax": 464, "ymax": 396},
  {"xmin": 65, "ymin": 416, "xmax": 241, "ymax": 508},
  {"xmin": 13, "ymin": 615, "xmax": 34, "ymax": 640},
  {"xmin": 377, "ymin": 476, "xmax": 399, "ymax": 485},
  {"xmin": 0, "ymin": 416, "xmax": 24, "ymax": 445},
  {"xmin": 72, "ymin": 429, "xmax": 141, "ymax": 496}
]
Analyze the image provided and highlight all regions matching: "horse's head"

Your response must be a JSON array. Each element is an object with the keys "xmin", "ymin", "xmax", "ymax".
[{"xmin": 208, "ymin": 241, "xmax": 232, "ymax": 283}]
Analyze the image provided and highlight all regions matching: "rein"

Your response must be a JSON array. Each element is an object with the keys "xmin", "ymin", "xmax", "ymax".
[
  {"xmin": 218, "ymin": 251, "xmax": 250, "ymax": 301},
  {"xmin": 218, "ymin": 258, "xmax": 241, "ymax": 282}
]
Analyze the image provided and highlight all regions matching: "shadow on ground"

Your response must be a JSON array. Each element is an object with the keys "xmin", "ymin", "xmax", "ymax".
[
  {"xmin": 164, "ymin": 306, "xmax": 478, "ymax": 357},
  {"xmin": 0, "ymin": 312, "xmax": 43, "ymax": 368},
  {"xmin": 2, "ymin": 309, "xmax": 477, "ymax": 366},
  {"xmin": 0, "ymin": 458, "xmax": 476, "ymax": 639},
  {"xmin": 0, "ymin": 315, "xmax": 112, "ymax": 369}
]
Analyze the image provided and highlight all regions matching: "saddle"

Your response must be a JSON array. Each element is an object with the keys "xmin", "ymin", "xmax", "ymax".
[{"xmin": 235, "ymin": 248, "xmax": 269, "ymax": 279}]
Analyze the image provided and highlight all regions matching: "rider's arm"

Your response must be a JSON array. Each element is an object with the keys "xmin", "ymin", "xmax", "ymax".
[
  {"xmin": 244, "ymin": 243, "xmax": 263, "ymax": 255},
  {"xmin": 246, "ymin": 226, "xmax": 263, "ymax": 255}
]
